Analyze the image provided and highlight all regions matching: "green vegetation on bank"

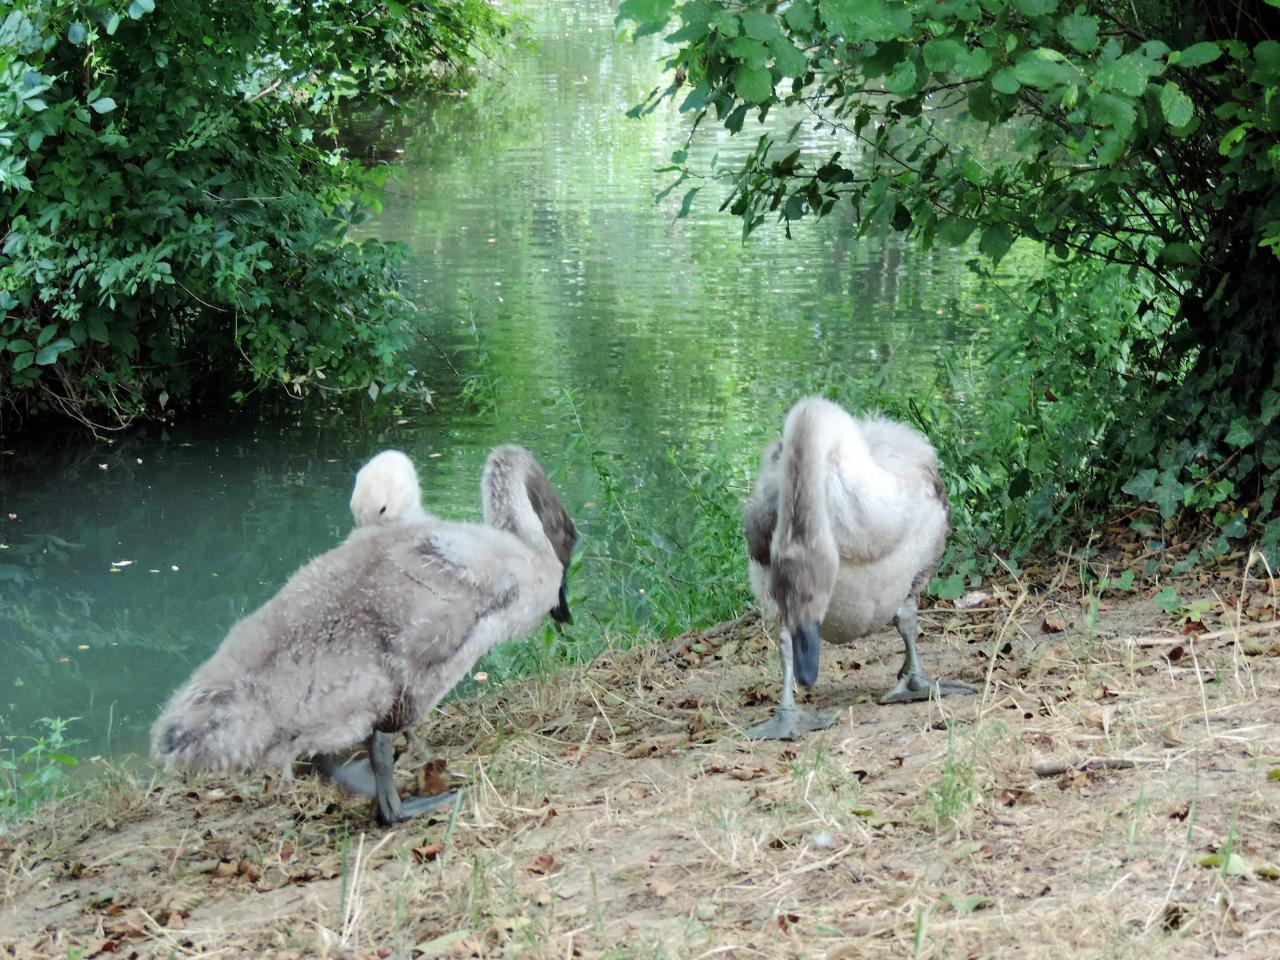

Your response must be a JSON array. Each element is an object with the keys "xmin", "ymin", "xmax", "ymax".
[
  {"xmin": 0, "ymin": 715, "xmax": 82, "ymax": 823},
  {"xmin": 0, "ymin": 0, "xmax": 506, "ymax": 434},
  {"xmin": 619, "ymin": 0, "xmax": 1280, "ymax": 563}
]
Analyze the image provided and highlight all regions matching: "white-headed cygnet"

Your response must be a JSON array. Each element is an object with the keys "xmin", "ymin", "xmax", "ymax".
[
  {"xmin": 349, "ymin": 449, "xmax": 428, "ymax": 527},
  {"xmin": 742, "ymin": 396, "xmax": 975, "ymax": 740},
  {"xmin": 151, "ymin": 445, "xmax": 576, "ymax": 824}
]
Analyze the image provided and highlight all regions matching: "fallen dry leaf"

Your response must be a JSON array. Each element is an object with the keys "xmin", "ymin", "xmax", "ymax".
[
  {"xmin": 1042, "ymin": 615, "xmax": 1067, "ymax": 634},
  {"xmin": 413, "ymin": 842, "xmax": 445, "ymax": 863},
  {"xmin": 103, "ymin": 908, "xmax": 149, "ymax": 940},
  {"xmin": 626, "ymin": 734, "xmax": 683, "ymax": 758},
  {"xmin": 528, "ymin": 853, "xmax": 556, "ymax": 875},
  {"xmin": 649, "ymin": 877, "xmax": 677, "ymax": 898},
  {"xmin": 417, "ymin": 758, "xmax": 452, "ymax": 796}
]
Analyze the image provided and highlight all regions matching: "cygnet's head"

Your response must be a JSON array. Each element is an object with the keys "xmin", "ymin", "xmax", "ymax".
[{"xmin": 350, "ymin": 450, "xmax": 428, "ymax": 527}]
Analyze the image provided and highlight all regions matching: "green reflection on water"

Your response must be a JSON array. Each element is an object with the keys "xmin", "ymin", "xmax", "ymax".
[{"xmin": 0, "ymin": 0, "xmax": 994, "ymax": 761}]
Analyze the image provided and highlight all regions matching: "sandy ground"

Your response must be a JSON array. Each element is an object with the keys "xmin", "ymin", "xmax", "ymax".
[{"xmin": 3, "ymin": 547, "xmax": 1279, "ymax": 959}]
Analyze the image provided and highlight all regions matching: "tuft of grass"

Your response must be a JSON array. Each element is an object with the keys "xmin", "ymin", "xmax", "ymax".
[{"xmin": 921, "ymin": 725, "xmax": 981, "ymax": 831}]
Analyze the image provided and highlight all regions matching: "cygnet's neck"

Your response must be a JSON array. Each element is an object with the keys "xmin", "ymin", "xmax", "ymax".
[
  {"xmin": 778, "ymin": 398, "xmax": 898, "ymax": 544},
  {"xmin": 481, "ymin": 448, "xmax": 558, "ymax": 562}
]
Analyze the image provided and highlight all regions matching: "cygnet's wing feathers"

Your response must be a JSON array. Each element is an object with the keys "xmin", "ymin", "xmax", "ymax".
[{"xmin": 152, "ymin": 519, "xmax": 557, "ymax": 774}]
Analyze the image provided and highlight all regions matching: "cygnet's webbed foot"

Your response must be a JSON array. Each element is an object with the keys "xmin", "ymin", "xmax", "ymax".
[
  {"xmin": 745, "ymin": 706, "xmax": 836, "ymax": 741},
  {"xmin": 311, "ymin": 753, "xmax": 377, "ymax": 798},
  {"xmin": 376, "ymin": 788, "xmax": 460, "ymax": 826},
  {"xmin": 879, "ymin": 673, "xmax": 977, "ymax": 705}
]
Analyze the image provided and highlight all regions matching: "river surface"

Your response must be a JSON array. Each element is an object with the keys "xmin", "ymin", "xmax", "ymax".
[{"xmin": 0, "ymin": 0, "xmax": 993, "ymax": 763}]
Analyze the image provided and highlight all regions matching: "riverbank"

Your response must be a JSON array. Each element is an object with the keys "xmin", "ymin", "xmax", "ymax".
[{"xmin": 2, "ymin": 550, "xmax": 1278, "ymax": 958}]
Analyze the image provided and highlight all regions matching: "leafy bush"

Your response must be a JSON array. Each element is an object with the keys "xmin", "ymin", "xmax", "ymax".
[
  {"xmin": 0, "ymin": 0, "xmax": 505, "ymax": 434},
  {"xmin": 619, "ymin": 0, "xmax": 1280, "ymax": 560}
]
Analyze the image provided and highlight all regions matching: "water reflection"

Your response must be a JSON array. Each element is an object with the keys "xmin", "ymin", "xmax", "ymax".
[{"xmin": 0, "ymin": 0, "xmax": 991, "ymax": 760}]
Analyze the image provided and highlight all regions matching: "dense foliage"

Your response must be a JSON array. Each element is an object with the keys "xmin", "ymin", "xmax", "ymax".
[
  {"xmin": 620, "ymin": 0, "xmax": 1280, "ymax": 559},
  {"xmin": 0, "ymin": 0, "xmax": 505, "ymax": 434}
]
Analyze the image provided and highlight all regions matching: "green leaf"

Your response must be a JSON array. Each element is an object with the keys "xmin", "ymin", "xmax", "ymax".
[
  {"xmin": 1219, "ymin": 123, "xmax": 1253, "ymax": 155},
  {"xmin": 678, "ymin": 186, "xmax": 701, "ymax": 218},
  {"xmin": 12, "ymin": 352, "xmax": 35, "ymax": 372},
  {"xmin": 884, "ymin": 56, "xmax": 918, "ymax": 95},
  {"xmin": 619, "ymin": 0, "xmax": 670, "ymax": 37},
  {"xmin": 1088, "ymin": 92, "xmax": 1136, "ymax": 136},
  {"xmin": 733, "ymin": 64, "xmax": 774, "ymax": 103},
  {"xmin": 922, "ymin": 39, "xmax": 962, "ymax": 73},
  {"xmin": 1014, "ymin": 48, "xmax": 1075, "ymax": 88},
  {"xmin": 67, "ymin": 22, "xmax": 88, "ymax": 44},
  {"xmin": 1059, "ymin": 14, "xmax": 1098, "ymax": 53},
  {"xmin": 103, "ymin": 12, "xmax": 121, "ymax": 35},
  {"xmin": 769, "ymin": 38, "xmax": 808, "ymax": 78},
  {"xmin": 1171, "ymin": 41, "xmax": 1222, "ymax": 68},
  {"xmin": 1011, "ymin": 0, "xmax": 1057, "ymax": 16},
  {"xmin": 37, "ymin": 324, "xmax": 57, "ymax": 348},
  {"xmin": 979, "ymin": 223, "xmax": 1013, "ymax": 262},
  {"xmin": 1158, "ymin": 241, "xmax": 1198, "ymax": 265},
  {"xmin": 1225, "ymin": 419, "xmax": 1254, "ymax": 448},
  {"xmin": 1097, "ymin": 52, "xmax": 1153, "ymax": 96},
  {"xmin": 933, "ymin": 573, "xmax": 965, "ymax": 601},
  {"xmin": 127, "ymin": 0, "xmax": 155, "ymax": 18},
  {"xmin": 35, "ymin": 339, "xmax": 74, "ymax": 365},
  {"xmin": 728, "ymin": 37, "xmax": 769, "ymax": 68},
  {"xmin": 6, "ymin": 339, "xmax": 34, "ymax": 355},
  {"xmin": 952, "ymin": 46, "xmax": 992, "ymax": 79},
  {"xmin": 1123, "ymin": 469, "xmax": 1158, "ymax": 502},
  {"xmin": 90, "ymin": 97, "xmax": 117, "ymax": 114},
  {"xmin": 741, "ymin": 11, "xmax": 782, "ymax": 40},
  {"xmin": 1159, "ymin": 82, "xmax": 1195, "ymax": 128},
  {"xmin": 710, "ymin": 9, "xmax": 741, "ymax": 37},
  {"xmin": 820, "ymin": 0, "xmax": 912, "ymax": 43},
  {"xmin": 784, "ymin": 0, "xmax": 816, "ymax": 32},
  {"xmin": 991, "ymin": 67, "xmax": 1020, "ymax": 94},
  {"xmin": 1152, "ymin": 586, "xmax": 1181, "ymax": 613}
]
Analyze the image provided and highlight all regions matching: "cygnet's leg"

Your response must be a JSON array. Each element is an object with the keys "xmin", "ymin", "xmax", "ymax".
[
  {"xmin": 746, "ymin": 627, "xmax": 836, "ymax": 740},
  {"xmin": 369, "ymin": 731, "xmax": 459, "ymax": 826},
  {"xmin": 879, "ymin": 597, "xmax": 977, "ymax": 704},
  {"xmin": 311, "ymin": 752, "xmax": 377, "ymax": 798}
]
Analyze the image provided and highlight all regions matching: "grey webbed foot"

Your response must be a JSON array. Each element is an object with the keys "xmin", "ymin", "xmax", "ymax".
[
  {"xmin": 745, "ymin": 706, "xmax": 836, "ymax": 741},
  {"xmin": 377, "ymin": 788, "xmax": 460, "ymax": 825},
  {"xmin": 311, "ymin": 752, "xmax": 377, "ymax": 798},
  {"xmin": 368, "ymin": 729, "xmax": 462, "ymax": 826},
  {"xmin": 879, "ymin": 673, "xmax": 977, "ymax": 705}
]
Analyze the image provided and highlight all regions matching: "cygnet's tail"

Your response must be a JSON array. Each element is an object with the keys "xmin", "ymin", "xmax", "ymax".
[{"xmin": 150, "ymin": 677, "xmax": 272, "ymax": 773}]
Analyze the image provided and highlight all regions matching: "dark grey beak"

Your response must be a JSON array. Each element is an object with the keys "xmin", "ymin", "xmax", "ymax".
[
  {"xmin": 550, "ymin": 575, "xmax": 571, "ymax": 624},
  {"xmin": 792, "ymin": 620, "xmax": 820, "ymax": 688}
]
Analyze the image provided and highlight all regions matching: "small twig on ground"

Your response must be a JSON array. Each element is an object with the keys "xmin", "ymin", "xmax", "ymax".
[
  {"xmin": 1128, "ymin": 619, "xmax": 1280, "ymax": 646},
  {"xmin": 573, "ymin": 718, "xmax": 598, "ymax": 768},
  {"xmin": 1031, "ymin": 756, "xmax": 1161, "ymax": 777}
]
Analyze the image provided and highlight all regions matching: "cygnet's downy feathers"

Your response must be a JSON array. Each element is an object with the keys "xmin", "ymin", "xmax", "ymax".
[{"xmin": 151, "ymin": 445, "xmax": 576, "ymax": 775}]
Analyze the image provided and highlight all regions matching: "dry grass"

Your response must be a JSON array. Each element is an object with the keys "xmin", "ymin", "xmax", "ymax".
[{"xmin": 3, "ymin": 551, "xmax": 1280, "ymax": 959}]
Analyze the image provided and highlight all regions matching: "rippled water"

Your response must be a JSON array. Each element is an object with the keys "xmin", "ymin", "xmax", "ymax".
[{"xmin": 0, "ymin": 0, "xmax": 991, "ymax": 761}]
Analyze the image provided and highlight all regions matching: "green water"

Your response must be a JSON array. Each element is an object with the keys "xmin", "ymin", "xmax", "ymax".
[{"xmin": 0, "ymin": 0, "xmax": 991, "ymax": 762}]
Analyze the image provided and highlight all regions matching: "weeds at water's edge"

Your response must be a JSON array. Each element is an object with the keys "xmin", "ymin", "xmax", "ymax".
[{"xmin": 0, "ymin": 715, "xmax": 83, "ymax": 825}]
